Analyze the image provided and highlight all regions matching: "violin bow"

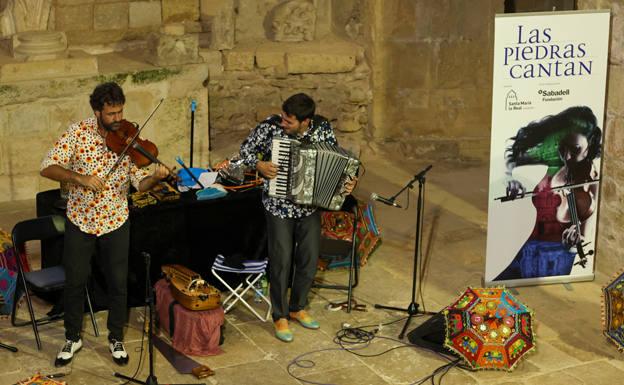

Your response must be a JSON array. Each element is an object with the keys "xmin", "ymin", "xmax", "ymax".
[
  {"xmin": 494, "ymin": 178, "xmax": 600, "ymax": 202},
  {"xmin": 105, "ymin": 98, "xmax": 165, "ymax": 179}
]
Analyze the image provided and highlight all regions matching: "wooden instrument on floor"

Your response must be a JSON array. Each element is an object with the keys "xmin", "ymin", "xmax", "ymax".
[{"xmin": 161, "ymin": 264, "xmax": 221, "ymax": 311}]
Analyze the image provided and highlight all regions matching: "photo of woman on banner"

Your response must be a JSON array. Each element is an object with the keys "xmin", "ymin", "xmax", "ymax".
[{"xmin": 494, "ymin": 106, "xmax": 602, "ymax": 281}]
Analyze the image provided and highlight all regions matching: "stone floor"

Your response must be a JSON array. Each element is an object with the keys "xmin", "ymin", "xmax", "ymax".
[{"xmin": 1, "ymin": 145, "xmax": 623, "ymax": 385}]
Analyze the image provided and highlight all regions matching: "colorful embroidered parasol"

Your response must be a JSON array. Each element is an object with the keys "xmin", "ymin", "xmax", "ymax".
[
  {"xmin": 602, "ymin": 270, "xmax": 624, "ymax": 351},
  {"xmin": 444, "ymin": 287, "xmax": 535, "ymax": 371}
]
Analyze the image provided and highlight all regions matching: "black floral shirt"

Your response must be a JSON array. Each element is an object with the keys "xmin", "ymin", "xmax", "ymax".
[{"xmin": 240, "ymin": 115, "xmax": 338, "ymax": 219}]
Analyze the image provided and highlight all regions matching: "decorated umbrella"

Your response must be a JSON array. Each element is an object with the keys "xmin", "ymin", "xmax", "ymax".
[
  {"xmin": 444, "ymin": 287, "xmax": 535, "ymax": 371},
  {"xmin": 602, "ymin": 270, "xmax": 624, "ymax": 351}
]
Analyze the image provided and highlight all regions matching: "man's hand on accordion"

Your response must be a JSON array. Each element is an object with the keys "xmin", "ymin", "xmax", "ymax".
[
  {"xmin": 343, "ymin": 176, "xmax": 358, "ymax": 196},
  {"xmin": 257, "ymin": 160, "xmax": 279, "ymax": 179}
]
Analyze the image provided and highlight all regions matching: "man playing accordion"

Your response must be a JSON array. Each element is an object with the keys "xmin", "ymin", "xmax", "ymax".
[{"xmin": 239, "ymin": 93, "xmax": 357, "ymax": 342}]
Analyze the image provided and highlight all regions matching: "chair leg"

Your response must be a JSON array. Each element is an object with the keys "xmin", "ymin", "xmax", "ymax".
[
  {"xmin": 16, "ymin": 271, "xmax": 42, "ymax": 350},
  {"xmin": 85, "ymin": 287, "xmax": 99, "ymax": 337},
  {"xmin": 222, "ymin": 282, "xmax": 246, "ymax": 312},
  {"xmin": 10, "ymin": 277, "xmax": 22, "ymax": 327},
  {"xmin": 212, "ymin": 269, "xmax": 271, "ymax": 322},
  {"xmin": 245, "ymin": 274, "xmax": 271, "ymax": 321}
]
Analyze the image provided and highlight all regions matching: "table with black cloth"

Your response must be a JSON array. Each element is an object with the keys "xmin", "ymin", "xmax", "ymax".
[{"xmin": 36, "ymin": 188, "xmax": 267, "ymax": 307}]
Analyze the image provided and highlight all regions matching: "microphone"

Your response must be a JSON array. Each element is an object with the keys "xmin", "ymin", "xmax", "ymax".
[
  {"xmin": 415, "ymin": 165, "xmax": 433, "ymax": 180},
  {"xmin": 370, "ymin": 192, "xmax": 401, "ymax": 208}
]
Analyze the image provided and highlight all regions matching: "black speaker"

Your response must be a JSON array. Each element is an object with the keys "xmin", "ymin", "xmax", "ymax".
[{"xmin": 407, "ymin": 312, "xmax": 456, "ymax": 356}]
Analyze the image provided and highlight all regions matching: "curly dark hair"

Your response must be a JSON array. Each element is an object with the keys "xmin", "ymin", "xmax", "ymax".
[
  {"xmin": 89, "ymin": 82, "xmax": 125, "ymax": 111},
  {"xmin": 282, "ymin": 93, "xmax": 315, "ymax": 121},
  {"xmin": 506, "ymin": 106, "xmax": 602, "ymax": 168}
]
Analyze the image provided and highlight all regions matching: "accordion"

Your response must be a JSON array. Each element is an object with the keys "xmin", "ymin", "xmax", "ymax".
[{"xmin": 268, "ymin": 138, "xmax": 359, "ymax": 210}]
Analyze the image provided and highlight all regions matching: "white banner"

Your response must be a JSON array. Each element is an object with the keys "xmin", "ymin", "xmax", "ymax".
[{"xmin": 485, "ymin": 10, "xmax": 610, "ymax": 287}]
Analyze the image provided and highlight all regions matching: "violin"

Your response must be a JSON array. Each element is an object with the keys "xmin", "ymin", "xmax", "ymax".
[
  {"xmin": 554, "ymin": 164, "xmax": 596, "ymax": 268},
  {"xmin": 106, "ymin": 120, "xmax": 159, "ymax": 168},
  {"xmin": 104, "ymin": 119, "xmax": 178, "ymax": 182}
]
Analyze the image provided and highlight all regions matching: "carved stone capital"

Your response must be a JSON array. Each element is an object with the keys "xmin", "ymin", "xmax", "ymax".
[{"xmin": 268, "ymin": 0, "xmax": 316, "ymax": 42}]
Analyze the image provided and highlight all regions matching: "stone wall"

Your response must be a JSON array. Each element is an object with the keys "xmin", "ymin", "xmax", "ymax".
[
  {"xmin": 578, "ymin": 0, "xmax": 624, "ymax": 273},
  {"xmin": 53, "ymin": 0, "xmax": 165, "ymax": 48},
  {"xmin": 358, "ymin": 0, "xmax": 502, "ymax": 163},
  {"xmin": 205, "ymin": 39, "xmax": 371, "ymax": 157},
  {"xmin": 198, "ymin": 0, "xmax": 372, "ymax": 158}
]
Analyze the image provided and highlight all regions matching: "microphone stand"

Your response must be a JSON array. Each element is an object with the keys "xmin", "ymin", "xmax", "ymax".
[
  {"xmin": 190, "ymin": 100, "xmax": 196, "ymax": 168},
  {"xmin": 375, "ymin": 165, "xmax": 436, "ymax": 339},
  {"xmin": 0, "ymin": 341, "xmax": 17, "ymax": 352},
  {"xmin": 113, "ymin": 252, "xmax": 202, "ymax": 385}
]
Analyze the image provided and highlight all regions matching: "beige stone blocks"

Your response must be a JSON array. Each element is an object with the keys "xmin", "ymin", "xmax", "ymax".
[
  {"xmin": 604, "ymin": 117, "xmax": 624, "ymax": 158},
  {"xmin": 607, "ymin": 64, "xmax": 624, "ymax": 116},
  {"xmin": 65, "ymin": 30, "xmax": 126, "ymax": 46},
  {"xmin": 94, "ymin": 2, "xmax": 128, "ymax": 31},
  {"xmin": 200, "ymin": 0, "xmax": 230, "ymax": 16},
  {"xmin": 255, "ymin": 51, "xmax": 285, "ymax": 69},
  {"xmin": 223, "ymin": 50, "xmax": 254, "ymax": 71},
  {"xmin": 199, "ymin": 49, "xmax": 223, "ymax": 77},
  {"xmin": 56, "ymin": 0, "xmax": 95, "ymax": 5},
  {"xmin": 146, "ymin": 32, "xmax": 200, "ymax": 66},
  {"xmin": 199, "ymin": 0, "xmax": 235, "ymax": 50},
  {"xmin": 129, "ymin": 1, "xmax": 163, "ymax": 29},
  {"xmin": 162, "ymin": 23, "xmax": 186, "ymax": 36},
  {"xmin": 162, "ymin": 0, "xmax": 200, "ymax": 23},
  {"xmin": 0, "ymin": 54, "xmax": 98, "ymax": 83},
  {"xmin": 55, "ymin": 4, "xmax": 94, "ymax": 32},
  {"xmin": 437, "ymin": 40, "xmax": 490, "ymax": 89},
  {"xmin": 286, "ymin": 51, "xmax": 356, "ymax": 74}
]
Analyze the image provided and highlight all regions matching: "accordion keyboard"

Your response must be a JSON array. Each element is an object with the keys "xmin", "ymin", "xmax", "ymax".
[{"xmin": 269, "ymin": 138, "xmax": 294, "ymax": 198}]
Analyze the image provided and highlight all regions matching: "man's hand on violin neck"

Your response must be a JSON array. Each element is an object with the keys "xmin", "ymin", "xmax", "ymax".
[
  {"xmin": 76, "ymin": 174, "xmax": 105, "ymax": 191},
  {"xmin": 138, "ymin": 164, "xmax": 169, "ymax": 192},
  {"xmin": 152, "ymin": 164, "xmax": 169, "ymax": 180}
]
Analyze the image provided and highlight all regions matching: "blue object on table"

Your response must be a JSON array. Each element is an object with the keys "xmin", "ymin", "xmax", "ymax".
[
  {"xmin": 177, "ymin": 167, "xmax": 206, "ymax": 187},
  {"xmin": 196, "ymin": 187, "xmax": 227, "ymax": 201}
]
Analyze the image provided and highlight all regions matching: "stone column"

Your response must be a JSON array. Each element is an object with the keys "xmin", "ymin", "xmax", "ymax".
[
  {"xmin": 11, "ymin": 30, "xmax": 67, "ymax": 61},
  {"xmin": 0, "ymin": 0, "xmax": 52, "ymax": 37},
  {"xmin": 200, "ymin": 0, "xmax": 235, "ymax": 50}
]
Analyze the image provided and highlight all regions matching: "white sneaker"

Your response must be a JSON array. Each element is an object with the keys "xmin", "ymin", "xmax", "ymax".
[
  {"xmin": 55, "ymin": 339, "xmax": 82, "ymax": 367},
  {"xmin": 109, "ymin": 339, "xmax": 129, "ymax": 366}
]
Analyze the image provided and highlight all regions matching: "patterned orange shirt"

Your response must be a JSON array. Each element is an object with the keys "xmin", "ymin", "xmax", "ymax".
[{"xmin": 41, "ymin": 117, "xmax": 149, "ymax": 236}]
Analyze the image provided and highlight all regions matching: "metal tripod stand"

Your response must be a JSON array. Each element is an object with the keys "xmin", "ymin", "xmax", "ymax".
[
  {"xmin": 375, "ymin": 165, "xmax": 436, "ymax": 339},
  {"xmin": 113, "ymin": 252, "xmax": 202, "ymax": 385}
]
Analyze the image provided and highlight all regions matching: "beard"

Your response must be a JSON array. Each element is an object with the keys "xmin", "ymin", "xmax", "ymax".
[{"xmin": 99, "ymin": 118, "xmax": 120, "ymax": 132}]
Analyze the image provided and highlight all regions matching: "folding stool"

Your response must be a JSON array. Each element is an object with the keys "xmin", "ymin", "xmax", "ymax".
[{"xmin": 211, "ymin": 254, "xmax": 271, "ymax": 321}]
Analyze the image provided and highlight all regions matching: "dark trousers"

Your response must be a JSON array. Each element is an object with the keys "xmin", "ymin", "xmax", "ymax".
[
  {"xmin": 265, "ymin": 210, "xmax": 320, "ymax": 321},
  {"xmin": 63, "ymin": 219, "xmax": 129, "ymax": 342}
]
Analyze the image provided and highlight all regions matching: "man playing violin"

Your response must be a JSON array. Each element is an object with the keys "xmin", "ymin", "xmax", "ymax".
[
  {"xmin": 40, "ymin": 82, "xmax": 168, "ymax": 367},
  {"xmin": 239, "ymin": 93, "xmax": 357, "ymax": 342}
]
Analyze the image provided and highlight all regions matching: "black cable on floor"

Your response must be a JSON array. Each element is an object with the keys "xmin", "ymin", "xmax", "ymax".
[
  {"xmin": 118, "ymin": 304, "xmax": 148, "ymax": 385},
  {"xmin": 286, "ymin": 315, "xmax": 471, "ymax": 385}
]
